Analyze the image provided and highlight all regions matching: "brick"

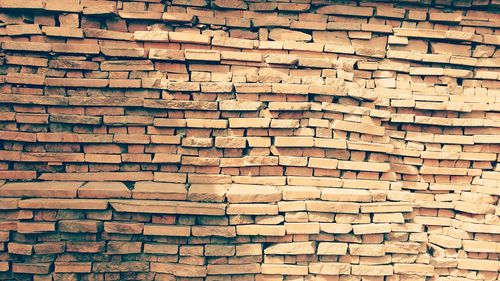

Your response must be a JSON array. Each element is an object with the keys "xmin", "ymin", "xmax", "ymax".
[
  {"xmin": 144, "ymin": 224, "xmax": 190, "ymax": 236},
  {"xmin": 12, "ymin": 263, "xmax": 50, "ymax": 274},
  {"xmin": 275, "ymin": 137, "xmax": 314, "ymax": 147},
  {"xmin": 226, "ymin": 184, "xmax": 281, "ymax": 203},
  {"xmin": 187, "ymin": 184, "xmax": 227, "ymax": 202},
  {"xmin": 66, "ymin": 241, "xmax": 105, "ymax": 253},
  {"xmin": 185, "ymin": 49, "xmax": 220, "ymax": 61},
  {"xmin": 107, "ymin": 241, "xmax": 142, "ymax": 254},
  {"xmin": 320, "ymin": 223, "xmax": 353, "ymax": 234},
  {"xmin": 59, "ymin": 220, "xmax": 100, "ymax": 233},
  {"xmin": 0, "ymin": 1, "xmax": 497, "ymax": 278},
  {"xmin": 394, "ymin": 264, "xmax": 434, "ymax": 276},
  {"xmin": 351, "ymin": 265, "xmax": 393, "ymax": 276},
  {"xmin": 309, "ymin": 263, "xmax": 351, "ymax": 275},
  {"xmin": 78, "ymin": 182, "xmax": 131, "ymax": 199},
  {"xmin": 227, "ymin": 203, "xmax": 278, "ymax": 215},
  {"xmin": 8, "ymin": 243, "xmax": 33, "ymax": 255},
  {"xmin": 322, "ymin": 188, "xmax": 372, "ymax": 202},
  {"xmin": 349, "ymin": 244, "xmax": 385, "ymax": 256},
  {"xmin": 207, "ymin": 264, "xmax": 260, "ymax": 275},
  {"xmin": 261, "ymin": 264, "xmax": 308, "ymax": 275},
  {"xmin": 133, "ymin": 182, "xmax": 187, "ymax": 200},
  {"xmin": 17, "ymin": 222, "xmax": 55, "ymax": 233},
  {"xmin": 110, "ymin": 200, "xmax": 225, "ymax": 216},
  {"xmin": 42, "ymin": 26, "xmax": 83, "ymax": 38},
  {"xmin": 19, "ymin": 199, "xmax": 108, "ymax": 210},
  {"xmin": 169, "ymin": 32, "xmax": 210, "ymax": 44},
  {"xmin": 236, "ymin": 244, "xmax": 262, "ymax": 256},
  {"xmin": 236, "ymin": 225, "xmax": 285, "ymax": 236},
  {"xmin": 0, "ymin": 181, "xmax": 83, "ymax": 198},
  {"xmin": 55, "ymin": 262, "xmax": 91, "ymax": 273},
  {"xmin": 352, "ymin": 223, "xmax": 391, "ymax": 235},
  {"xmin": 308, "ymin": 157, "xmax": 338, "ymax": 169},
  {"xmin": 6, "ymin": 24, "xmax": 42, "ymax": 35},
  {"xmin": 149, "ymin": 49, "xmax": 185, "ymax": 61},
  {"xmin": 317, "ymin": 5, "xmax": 373, "ymax": 17},
  {"xmin": 265, "ymin": 242, "xmax": 315, "ymax": 255},
  {"xmin": 151, "ymin": 263, "xmax": 206, "ymax": 277},
  {"xmin": 192, "ymin": 226, "xmax": 235, "ymax": 237},
  {"xmin": 332, "ymin": 120, "xmax": 385, "ymax": 136},
  {"xmin": 229, "ymin": 118, "xmax": 270, "ymax": 128},
  {"xmin": 144, "ymin": 243, "xmax": 178, "ymax": 254},
  {"xmin": 0, "ymin": 0, "xmax": 44, "ymax": 9},
  {"xmin": 104, "ymin": 222, "xmax": 144, "ymax": 234},
  {"xmin": 317, "ymin": 242, "xmax": 348, "ymax": 255},
  {"xmin": 338, "ymin": 161, "xmax": 390, "ymax": 172},
  {"xmin": 83, "ymin": 4, "xmax": 117, "ymax": 16},
  {"xmin": 93, "ymin": 261, "xmax": 148, "ymax": 272}
]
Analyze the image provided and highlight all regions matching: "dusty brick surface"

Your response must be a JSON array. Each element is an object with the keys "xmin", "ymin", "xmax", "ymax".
[{"xmin": 0, "ymin": 0, "xmax": 499, "ymax": 280}]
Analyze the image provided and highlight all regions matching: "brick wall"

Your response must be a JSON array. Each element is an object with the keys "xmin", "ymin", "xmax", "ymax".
[{"xmin": 0, "ymin": 0, "xmax": 499, "ymax": 280}]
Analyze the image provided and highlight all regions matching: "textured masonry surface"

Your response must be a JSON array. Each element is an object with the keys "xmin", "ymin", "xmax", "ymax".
[{"xmin": 0, "ymin": 0, "xmax": 499, "ymax": 280}]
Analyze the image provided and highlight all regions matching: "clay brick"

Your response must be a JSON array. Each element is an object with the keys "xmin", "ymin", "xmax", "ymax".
[
  {"xmin": 144, "ymin": 224, "xmax": 190, "ymax": 236},
  {"xmin": 0, "ymin": 181, "xmax": 83, "ymax": 198},
  {"xmin": 351, "ymin": 265, "xmax": 393, "ymax": 276},
  {"xmin": 78, "ymin": 182, "xmax": 131, "ymax": 199},
  {"xmin": 338, "ymin": 161, "xmax": 390, "ymax": 172},
  {"xmin": 236, "ymin": 225, "xmax": 285, "ymax": 236},
  {"xmin": 169, "ymin": 32, "xmax": 210, "ymax": 44},
  {"xmin": 265, "ymin": 241, "xmax": 315, "ymax": 255},
  {"xmin": 187, "ymin": 184, "xmax": 227, "ymax": 202},
  {"xmin": 261, "ymin": 264, "xmax": 308, "ymax": 275},
  {"xmin": 132, "ymin": 181, "xmax": 187, "ymax": 200},
  {"xmin": 309, "ymin": 263, "xmax": 351, "ymax": 275},
  {"xmin": 6, "ymin": 24, "xmax": 42, "ymax": 35},
  {"xmin": 0, "ymin": 0, "xmax": 44, "ymax": 9},
  {"xmin": 0, "ymin": 1, "xmax": 497, "ymax": 278},
  {"xmin": 93, "ymin": 261, "xmax": 148, "ymax": 272},
  {"xmin": 55, "ymin": 262, "xmax": 91, "ymax": 273},
  {"xmin": 332, "ymin": 120, "xmax": 385, "ymax": 136},
  {"xmin": 207, "ymin": 264, "xmax": 260, "ymax": 275},
  {"xmin": 394, "ymin": 264, "xmax": 435, "ymax": 276},
  {"xmin": 226, "ymin": 184, "xmax": 281, "ymax": 203},
  {"xmin": 19, "ymin": 199, "xmax": 108, "ymax": 210},
  {"xmin": 83, "ymin": 4, "xmax": 117, "ymax": 16},
  {"xmin": 104, "ymin": 222, "xmax": 144, "ymax": 234},
  {"xmin": 149, "ymin": 49, "xmax": 185, "ymax": 61},
  {"xmin": 229, "ymin": 118, "xmax": 270, "ymax": 128},
  {"xmin": 59, "ymin": 220, "xmax": 101, "ymax": 233},
  {"xmin": 192, "ymin": 226, "xmax": 235, "ymax": 237},
  {"xmin": 317, "ymin": 242, "xmax": 348, "ymax": 255},
  {"xmin": 185, "ymin": 49, "xmax": 221, "ymax": 61},
  {"xmin": 110, "ymin": 200, "xmax": 225, "ymax": 216},
  {"xmin": 17, "ymin": 222, "xmax": 55, "ymax": 233},
  {"xmin": 150, "ymin": 263, "xmax": 206, "ymax": 277},
  {"xmin": 275, "ymin": 137, "xmax": 314, "ymax": 147},
  {"xmin": 12, "ymin": 263, "xmax": 50, "ymax": 274}
]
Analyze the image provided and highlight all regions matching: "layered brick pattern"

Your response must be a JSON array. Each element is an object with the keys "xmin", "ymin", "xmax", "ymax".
[{"xmin": 0, "ymin": 0, "xmax": 499, "ymax": 280}]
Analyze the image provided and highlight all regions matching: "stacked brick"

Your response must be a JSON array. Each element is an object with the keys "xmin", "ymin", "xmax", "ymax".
[{"xmin": 0, "ymin": 0, "xmax": 499, "ymax": 280}]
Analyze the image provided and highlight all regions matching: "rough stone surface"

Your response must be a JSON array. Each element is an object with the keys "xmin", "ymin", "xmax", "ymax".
[{"xmin": 0, "ymin": 0, "xmax": 498, "ymax": 279}]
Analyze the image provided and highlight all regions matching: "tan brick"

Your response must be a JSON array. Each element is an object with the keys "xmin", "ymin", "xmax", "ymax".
[
  {"xmin": 309, "ymin": 263, "xmax": 351, "ymax": 275},
  {"xmin": 261, "ymin": 264, "xmax": 308, "ymax": 275},
  {"xmin": 352, "ymin": 223, "xmax": 391, "ymax": 235},
  {"xmin": 332, "ymin": 120, "xmax": 385, "ymax": 136},
  {"xmin": 143, "ymin": 225, "xmax": 190, "ymax": 237},
  {"xmin": 351, "ymin": 265, "xmax": 393, "ymax": 276},
  {"xmin": 264, "ymin": 241, "xmax": 315, "ymax": 255},
  {"xmin": 236, "ymin": 225, "xmax": 285, "ymax": 236},
  {"xmin": 317, "ymin": 242, "xmax": 348, "ymax": 255}
]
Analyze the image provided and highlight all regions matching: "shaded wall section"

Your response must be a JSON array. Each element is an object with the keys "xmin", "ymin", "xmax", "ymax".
[{"xmin": 0, "ymin": 0, "xmax": 499, "ymax": 280}]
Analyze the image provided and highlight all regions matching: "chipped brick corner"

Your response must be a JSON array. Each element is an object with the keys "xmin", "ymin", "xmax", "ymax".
[{"xmin": 0, "ymin": 0, "xmax": 499, "ymax": 280}]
